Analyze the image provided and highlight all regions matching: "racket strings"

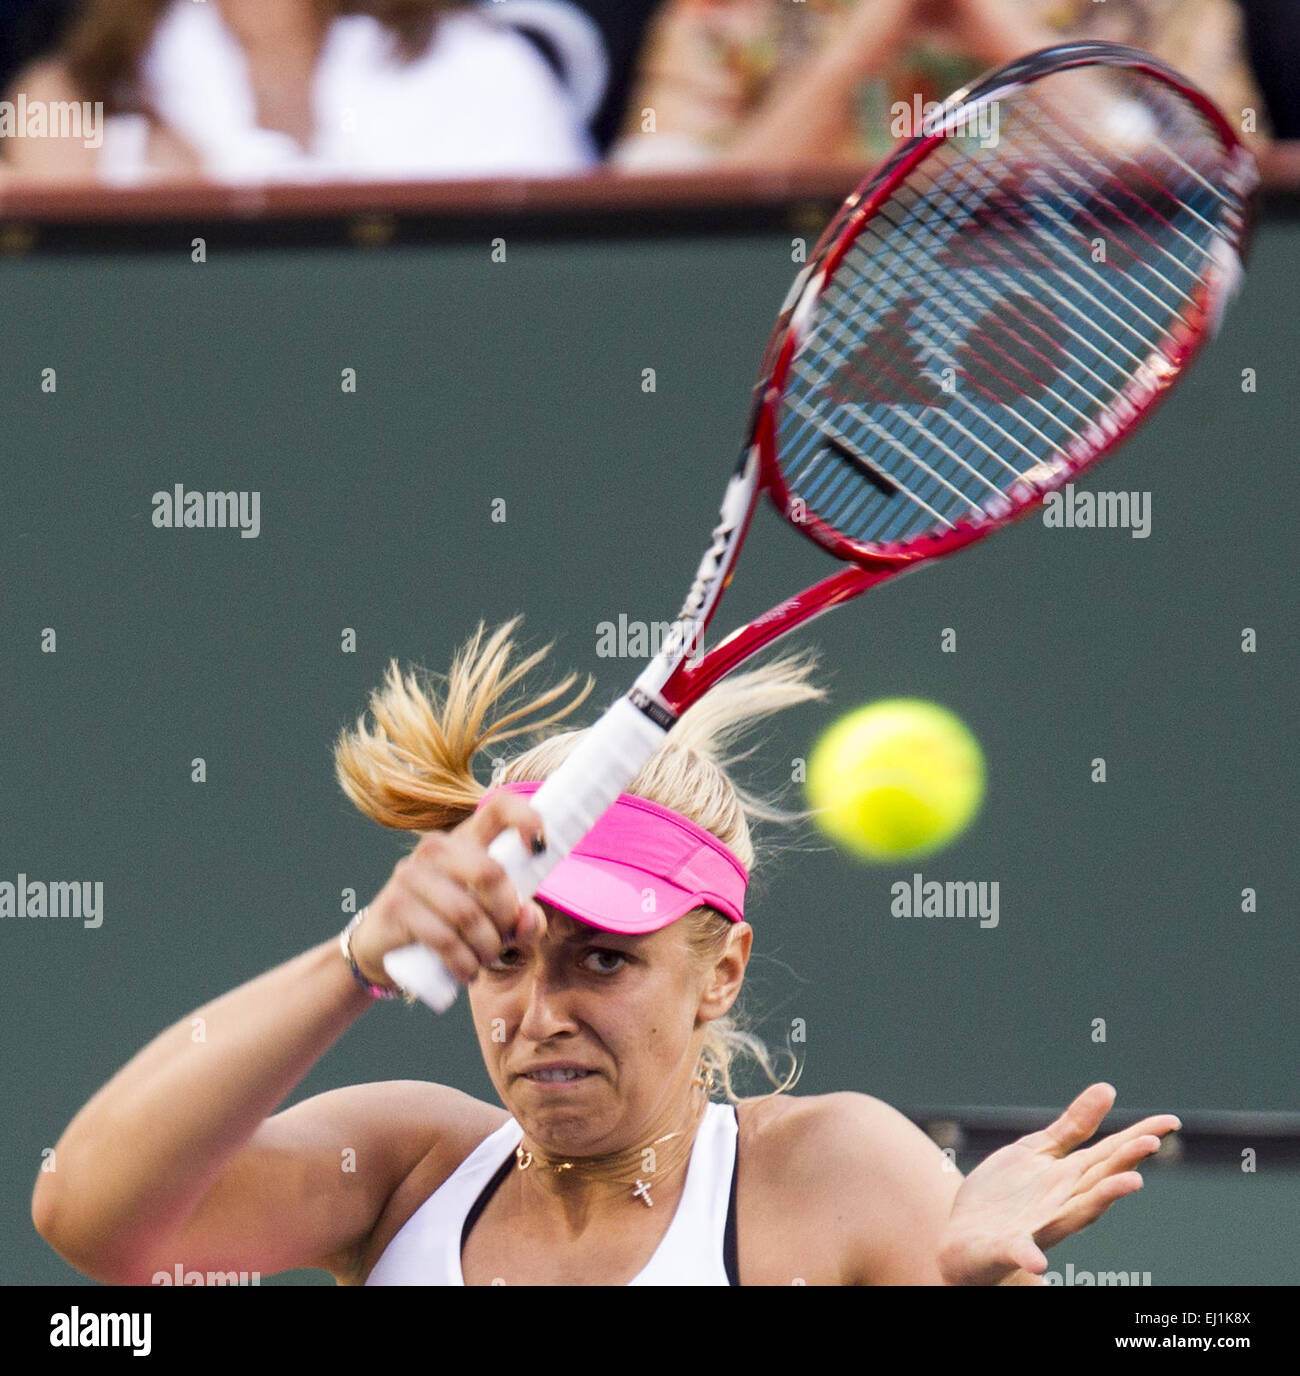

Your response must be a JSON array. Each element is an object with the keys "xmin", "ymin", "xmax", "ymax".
[
  {"xmin": 1033, "ymin": 76, "xmax": 1245, "ymax": 248},
  {"xmin": 801, "ymin": 177, "xmax": 1109, "ymax": 534},
  {"xmin": 816, "ymin": 180, "xmax": 1088, "ymax": 476},
  {"xmin": 799, "ymin": 193, "xmax": 1124, "ymax": 532},
  {"xmin": 873, "ymin": 147, "xmax": 1170, "ymax": 421},
  {"xmin": 851, "ymin": 147, "xmax": 1183, "ymax": 438},
  {"xmin": 1012, "ymin": 100, "xmax": 1221, "ymax": 314},
  {"xmin": 776, "ymin": 67, "xmax": 1245, "ymax": 551}
]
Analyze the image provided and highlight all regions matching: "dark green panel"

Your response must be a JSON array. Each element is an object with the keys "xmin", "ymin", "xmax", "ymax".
[{"xmin": 3, "ymin": 214, "xmax": 1295, "ymax": 1285}]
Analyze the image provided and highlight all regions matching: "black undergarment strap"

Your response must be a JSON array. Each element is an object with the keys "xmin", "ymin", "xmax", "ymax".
[
  {"xmin": 461, "ymin": 1150, "xmax": 515, "ymax": 1255},
  {"xmin": 463, "ymin": 1108, "xmax": 743, "ymax": 1283},
  {"xmin": 723, "ymin": 1105, "xmax": 740, "ymax": 1286}
]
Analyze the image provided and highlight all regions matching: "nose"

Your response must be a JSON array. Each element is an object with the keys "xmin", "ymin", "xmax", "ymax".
[{"xmin": 516, "ymin": 962, "xmax": 580, "ymax": 1043}]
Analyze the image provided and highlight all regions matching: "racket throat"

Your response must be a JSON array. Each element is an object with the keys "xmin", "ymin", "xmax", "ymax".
[{"xmin": 673, "ymin": 458, "xmax": 758, "ymax": 631}]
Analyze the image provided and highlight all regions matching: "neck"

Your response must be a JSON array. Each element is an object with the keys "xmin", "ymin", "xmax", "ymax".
[{"xmin": 515, "ymin": 1084, "xmax": 710, "ymax": 1229}]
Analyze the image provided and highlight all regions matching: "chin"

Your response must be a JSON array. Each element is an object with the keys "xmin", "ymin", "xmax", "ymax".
[{"xmin": 511, "ymin": 1095, "xmax": 617, "ymax": 1154}]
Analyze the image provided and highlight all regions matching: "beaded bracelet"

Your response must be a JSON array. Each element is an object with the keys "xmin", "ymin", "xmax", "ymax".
[{"xmin": 340, "ymin": 911, "xmax": 408, "ymax": 1001}]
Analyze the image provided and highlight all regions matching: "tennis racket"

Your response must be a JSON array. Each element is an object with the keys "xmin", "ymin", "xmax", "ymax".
[{"xmin": 386, "ymin": 40, "xmax": 1256, "ymax": 1011}]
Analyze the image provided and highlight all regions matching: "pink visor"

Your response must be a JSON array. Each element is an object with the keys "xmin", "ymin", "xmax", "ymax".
[{"xmin": 476, "ymin": 781, "xmax": 748, "ymax": 934}]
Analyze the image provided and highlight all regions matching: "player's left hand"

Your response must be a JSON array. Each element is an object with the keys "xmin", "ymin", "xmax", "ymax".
[{"xmin": 936, "ymin": 1083, "xmax": 1179, "ymax": 1285}]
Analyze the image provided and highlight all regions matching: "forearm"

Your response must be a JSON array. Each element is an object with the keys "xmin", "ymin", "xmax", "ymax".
[
  {"xmin": 721, "ymin": 43, "xmax": 870, "ymax": 171},
  {"xmin": 33, "ymin": 936, "xmax": 372, "ymax": 1265},
  {"xmin": 721, "ymin": 1, "xmax": 911, "ymax": 172}
]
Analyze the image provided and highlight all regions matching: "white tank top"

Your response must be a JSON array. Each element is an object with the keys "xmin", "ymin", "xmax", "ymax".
[{"xmin": 366, "ymin": 1101, "xmax": 740, "ymax": 1285}]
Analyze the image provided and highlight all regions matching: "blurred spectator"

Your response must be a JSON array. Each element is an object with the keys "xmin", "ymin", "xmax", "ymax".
[
  {"xmin": 1238, "ymin": 0, "xmax": 1300, "ymax": 137},
  {"xmin": 0, "ymin": 0, "xmax": 77, "ymax": 99},
  {"xmin": 611, "ymin": 0, "xmax": 1268, "ymax": 171},
  {"xmin": 0, "ymin": 0, "xmax": 606, "ymax": 184},
  {"xmin": 564, "ymin": 1, "xmax": 663, "ymax": 155}
]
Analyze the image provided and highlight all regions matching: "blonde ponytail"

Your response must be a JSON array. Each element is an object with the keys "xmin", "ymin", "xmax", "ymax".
[
  {"xmin": 333, "ymin": 618, "xmax": 594, "ymax": 831},
  {"xmin": 334, "ymin": 617, "xmax": 825, "ymax": 1101}
]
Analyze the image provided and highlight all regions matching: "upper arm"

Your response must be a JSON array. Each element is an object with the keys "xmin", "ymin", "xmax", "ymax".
[
  {"xmin": 840, "ymin": 1094, "xmax": 964, "ymax": 1284},
  {"xmin": 780, "ymin": 1092, "xmax": 964, "ymax": 1286},
  {"xmin": 130, "ymin": 1080, "xmax": 478, "ymax": 1285}
]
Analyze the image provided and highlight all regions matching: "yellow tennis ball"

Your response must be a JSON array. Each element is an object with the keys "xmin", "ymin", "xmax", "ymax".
[{"xmin": 806, "ymin": 699, "xmax": 985, "ymax": 862}]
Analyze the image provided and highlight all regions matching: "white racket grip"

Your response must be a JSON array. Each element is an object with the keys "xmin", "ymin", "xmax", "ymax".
[{"xmin": 381, "ymin": 694, "xmax": 671, "ymax": 1012}]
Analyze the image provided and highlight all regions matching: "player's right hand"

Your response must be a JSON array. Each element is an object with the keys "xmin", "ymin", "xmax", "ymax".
[{"xmin": 349, "ymin": 791, "xmax": 548, "ymax": 992}]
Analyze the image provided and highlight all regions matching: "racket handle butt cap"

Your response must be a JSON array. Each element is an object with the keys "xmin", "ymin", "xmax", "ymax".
[{"xmin": 382, "ymin": 945, "xmax": 460, "ymax": 1013}]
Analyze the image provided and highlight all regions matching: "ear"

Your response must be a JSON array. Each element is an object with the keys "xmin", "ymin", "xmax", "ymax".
[{"xmin": 697, "ymin": 923, "xmax": 752, "ymax": 1023}]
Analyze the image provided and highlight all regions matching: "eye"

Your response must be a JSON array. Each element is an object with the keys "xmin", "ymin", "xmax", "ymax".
[
  {"xmin": 487, "ymin": 945, "xmax": 522, "ymax": 972},
  {"xmin": 582, "ymin": 948, "xmax": 627, "ymax": 975}
]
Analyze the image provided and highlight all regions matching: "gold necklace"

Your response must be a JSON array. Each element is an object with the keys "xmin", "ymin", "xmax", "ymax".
[{"xmin": 514, "ymin": 1066, "xmax": 716, "ymax": 1208}]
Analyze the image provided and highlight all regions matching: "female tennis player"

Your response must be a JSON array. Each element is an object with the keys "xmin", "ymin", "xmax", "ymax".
[{"xmin": 32, "ymin": 621, "xmax": 1179, "ymax": 1286}]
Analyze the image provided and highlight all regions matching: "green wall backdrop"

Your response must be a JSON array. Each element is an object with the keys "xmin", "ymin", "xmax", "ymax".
[{"xmin": 2, "ymin": 208, "xmax": 1295, "ymax": 1284}]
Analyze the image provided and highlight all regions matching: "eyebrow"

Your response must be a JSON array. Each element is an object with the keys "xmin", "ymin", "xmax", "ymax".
[{"xmin": 552, "ymin": 924, "xmax": 637, "ymax": 946}]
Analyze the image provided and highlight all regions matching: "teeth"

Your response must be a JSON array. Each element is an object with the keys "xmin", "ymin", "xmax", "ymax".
[{"xmin": 531, "ymin": 1068, "xmax": 587, "ymax": 1081}]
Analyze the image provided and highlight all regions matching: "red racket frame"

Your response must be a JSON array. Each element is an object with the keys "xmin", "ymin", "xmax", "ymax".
[{"xmin": 655, "ymin": 42, "xmax": 1256, "ymax": 713}]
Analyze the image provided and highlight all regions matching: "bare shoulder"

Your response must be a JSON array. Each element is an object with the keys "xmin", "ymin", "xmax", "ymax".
[
  {"xmin": 734, "ymin": 1092, "xmax": 961, "ymax": 1285},
  {"xmin": 340, "ymin": 1082, "xmax": 509, "ymax": 1284},
  {"xmin": 334, "ymin": 1078, "xmax": 507, "ymax": 1136},
  {"xmin": 344, "ymin": 1078, "xmax": 512, "ymax": 1206},
  {"xmin": 405, "ymin": 1080, "xmax": 513, "ymax": 1160},
  {"xmin": 259, "ymin": 1079, "xmax": 507, "ymax": 1284},
  {"xmin": 737, "ymin": 1088, "xmax": 945, "ymax": 1164},
  {"xmin": 321, "ymin": 1077, "xmax": 509, "ymax": 1198},
  {"xmin": 276, "ymin": 1078, "xmax": 503, "ymax": 1151}
]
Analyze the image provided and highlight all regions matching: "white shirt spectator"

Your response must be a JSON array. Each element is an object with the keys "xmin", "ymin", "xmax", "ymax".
[{"xmin": 99, "ymin": 0, "xmax": 600, "ymax": 185}]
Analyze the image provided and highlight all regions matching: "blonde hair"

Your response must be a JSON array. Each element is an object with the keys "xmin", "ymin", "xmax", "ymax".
[{"xmin": 334, "ymin": 618, "xmax": 824, "ymax": 1101}]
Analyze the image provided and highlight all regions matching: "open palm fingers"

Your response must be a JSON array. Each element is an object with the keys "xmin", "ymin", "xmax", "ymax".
[
  {"xmin": 1013, "ymin": 1116, "xmax": 1178, "ymax": 1259},
  {"xmin": 1072, "ymin": 1115, "xmax": 1180, "ymax": 1176},
  {"xmin": 1063, "ymin": 1117, "xmax": 1179, "ymax": 1219},
  {"xmin": 1019, "ymin": 1082, "xmax": 1118, "ymax": 1158},
  {"xmin": 1033, "ymin": 1137, "xmax": 1163, "ymax": 1252},
  {"xmin": 1033, "ymin": 1168, "xmax": 1146, "ymax": 1251}
]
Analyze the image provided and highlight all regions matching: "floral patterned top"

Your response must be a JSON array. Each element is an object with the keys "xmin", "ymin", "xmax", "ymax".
[{"xmin": 612, "ymin": 0, "xmax": 1265, "ymax": 166}]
